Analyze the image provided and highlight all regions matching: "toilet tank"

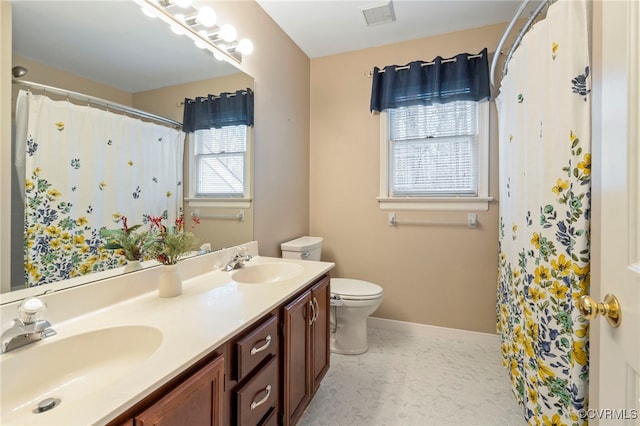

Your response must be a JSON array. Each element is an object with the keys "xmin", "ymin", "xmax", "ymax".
[{"xmin": 281, "ymin": 236, "xmax": 323, "ymax": 261}]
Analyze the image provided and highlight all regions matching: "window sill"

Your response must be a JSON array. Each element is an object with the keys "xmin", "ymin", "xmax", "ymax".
[
  {"xmin": 377, "ymin": 197, "xmax": 493, "ymax": 211},
  {"xmin": 185, "ymin": 197, "xmax": 252, "ymax": 209}
]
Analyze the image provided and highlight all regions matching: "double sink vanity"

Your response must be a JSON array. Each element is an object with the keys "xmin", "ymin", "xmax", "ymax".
[{"xmin": 0, "ymin": 242, "xmax": 334, "ymax": 425}]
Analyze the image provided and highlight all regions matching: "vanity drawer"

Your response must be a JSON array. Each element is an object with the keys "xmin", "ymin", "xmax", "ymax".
[
  {"xmin": 236, "ymin": 315, "xmax": 278, "ymax": 381},
  {"xmin": 236, "ymin": 355, "xmax": 278, "ymax": 426}
]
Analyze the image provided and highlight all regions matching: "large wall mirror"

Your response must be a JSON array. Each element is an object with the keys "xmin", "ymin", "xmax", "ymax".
[{"xmin": 6, "ymin": 0, "xmax": 255, "ymax": 296}]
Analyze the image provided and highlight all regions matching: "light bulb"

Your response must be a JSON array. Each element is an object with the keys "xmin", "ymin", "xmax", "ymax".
[
  {"xmin": 173, "ymin": 0, "xmax": 192, "ymax": 8},
  {"xmin": 170, "ymin": 24, "xmax": 185, "ymax": 35},
  {"xmin": 219, "ymin": 24, "xmax": 237, "ymax": 42},
  {"xmin": 213, "ymin": 51, "xmax": 225, "ymax": 61},
  {"xmin": 237, "ymin": 38, "xmax": 254, "ymax": 55},
  {"xmin": 141, "ymin": 5, "xmax": 158, "ymax": 18},
  {"xmin": 194, "ymin": 39, "xmax": 207, "ymax": 49},
  {"xmin": 196, "ymin": 7, "xmax": 216, "ymax": 27}
]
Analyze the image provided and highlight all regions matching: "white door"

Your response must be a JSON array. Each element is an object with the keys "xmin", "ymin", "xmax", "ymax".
[{"xmin": 590, "ymin": 0, "xmax": 640, "ymax": 424}]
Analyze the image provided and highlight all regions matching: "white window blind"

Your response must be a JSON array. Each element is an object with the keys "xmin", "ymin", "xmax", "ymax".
[
  {"xmin": 389, "ymin": 101, "xmax": 478, "ymax": 196},
  {"xmin": 194, "ymin": 125, "xmax": 247, "ymax": 197}
]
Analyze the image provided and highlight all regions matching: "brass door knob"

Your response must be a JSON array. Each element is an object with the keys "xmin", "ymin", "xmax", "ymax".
[{"xmin": 578, "ymin": 294, "xmax": 622, "ymax": 328}]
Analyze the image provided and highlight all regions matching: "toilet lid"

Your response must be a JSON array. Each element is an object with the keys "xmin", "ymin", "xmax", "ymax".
[{"xmin": 330, "ymin": 278, "xmax": 383, "ymax": 300}]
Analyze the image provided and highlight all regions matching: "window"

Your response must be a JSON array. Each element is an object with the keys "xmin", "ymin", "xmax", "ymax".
[
  {"xmin": 379, "ymin": 100, "xmax": 491, "ymax": 211},
  {"xmin": 190, "ymin": 125, "xmax": 251, "ymax": 203}
]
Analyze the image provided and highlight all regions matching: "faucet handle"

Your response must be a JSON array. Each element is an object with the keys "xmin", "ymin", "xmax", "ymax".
[{"xmin": 18, "ymin": 297, "xmax": 47, "ymax": 324}]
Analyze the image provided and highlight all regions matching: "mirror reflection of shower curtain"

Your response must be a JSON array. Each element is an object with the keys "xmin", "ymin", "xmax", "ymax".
[
  {"xmin": 496, "ymin": 0, "xmax": 591, "ymax": 424},
  {"xmin": 15, "ymin": 90, "xmax": 185, "ymax": 287}
]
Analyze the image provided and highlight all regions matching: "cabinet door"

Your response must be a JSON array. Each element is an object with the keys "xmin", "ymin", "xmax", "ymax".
[
  {"xmin": 134, "ymin": 355, "xmax": 224, "ymax": 426},
  {"xmin": 310, "ymin": 276, "xmax": 330, "ymax": 392},
  {"xmin": 282, "ymin": 290, "xmax": 311, "ymax": 426}
]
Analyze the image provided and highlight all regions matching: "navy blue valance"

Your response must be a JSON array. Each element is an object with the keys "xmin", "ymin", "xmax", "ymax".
[
  {"xmin": 183, "ymin": 88, "xmax": 254, "ymax": 133},
  {"xmin": 370, "ymin": 48, "xmax": 490, "ymax": 112}
]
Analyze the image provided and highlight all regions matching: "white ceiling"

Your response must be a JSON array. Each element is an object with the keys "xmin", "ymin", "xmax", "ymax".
[
  {"xmin": 11, "ymin": 1, "xmax": 525, "ymax": 93},
  {"xmin": 256, "ymin": 0, "xmax": 524, "ymax": 58}
]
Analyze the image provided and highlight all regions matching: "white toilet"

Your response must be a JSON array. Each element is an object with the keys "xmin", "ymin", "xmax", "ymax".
[{"xmin": 281, "ymin": 236, "xmax": 384, "ymax": 355}]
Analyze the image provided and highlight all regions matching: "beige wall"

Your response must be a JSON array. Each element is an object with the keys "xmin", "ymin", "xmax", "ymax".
[
  {"xmin": 207, "ymin": 1, "xmax": 312, "ymax": 257},
  {"xmin": 11, "ymin": 56, "xmax": 133, "ymax": 106},
  {"xmin": 309, "ymin": 24, "xmax": 508, "ymax": 333}
]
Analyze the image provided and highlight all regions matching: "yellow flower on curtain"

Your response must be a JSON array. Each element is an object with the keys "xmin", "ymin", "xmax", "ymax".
[
  {"xmin": 552, "ymin": 178, "xmax": 569, "ymax": 195},
  {"xmin": 549, "ymin": 281, "xmax": 569, "ymax": 299},
  {"xmin": 47, "ymin": 188, "xmax": 62, "ymax": 198},
  {"xmin": 542, "ymin": 413, "xmax": 566, "ymax": 426},
  {"xmin": 551, "ymin": 254, "xmax": 572, "ymax": 276},
  {"xmin": 528, "ymin": 286, "xmax": 546, "ymax": 303},
  {"xmin": 571, "ymin": 341, "xmax": 588, "ymax": 366},
  {"xmin": 45, "ymin": 225, "xmax": 61, "ymax": 237},
  {"xmin": 527, "ymin": 385, "xmax": 539, "ymax": 405},
  {"xmin": 537, "ymin": 361, "xmax": 556, "ymax": 380},
  {"xmin": 552, "ymin": 42, "xmax": 559, "ymax": 60},
  {"xmin": 578, "ymin": 153, "xmax": 591, "ymax": 175},
  {"xmin": 534, "ymin": 265, "xmax": 551, "ymax": 283},
  {"xmin": 531, "ymin": 232, "xmax": 541, "ymax": 249}
]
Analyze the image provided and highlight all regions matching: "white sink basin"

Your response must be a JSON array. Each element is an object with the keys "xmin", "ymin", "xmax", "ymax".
[
  {"xmin": 231, "ymin": 262, "xmax": 305, "ymax": 284},
  {"xmin": 0, "ymin": 325, "xmax": 162, "ymax": 423}
]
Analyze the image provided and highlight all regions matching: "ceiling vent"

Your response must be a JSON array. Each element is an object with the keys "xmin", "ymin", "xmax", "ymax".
[{"xmin": 361, "ymin": 1, "xmax": 396, "ymax": 26}]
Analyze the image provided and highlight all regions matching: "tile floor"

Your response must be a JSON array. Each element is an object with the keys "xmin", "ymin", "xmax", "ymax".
[{"xmin": 299, "ymin": 320, "xmax": 525, "ymax": 426}]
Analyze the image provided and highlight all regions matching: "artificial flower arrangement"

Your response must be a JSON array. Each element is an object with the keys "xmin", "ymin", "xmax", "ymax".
[
  {"xmin": 99, "ymin": 215, "xmax": 155, "ymax": 261},
  {"xmin": 145, "ymin": 215, "xmax": 200, "ymax": 265}
]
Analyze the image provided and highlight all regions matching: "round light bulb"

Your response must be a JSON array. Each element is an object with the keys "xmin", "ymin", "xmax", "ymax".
[
  {"xmin": 194, "ymin": 39, "xmax": 207, "ymax": 49},
  {"xmin": 141, "ymin": 6, "xmax": 158, "ymax": 18},
  {"xmin": 173, "ymin": 0, "xmax": 192, "ymax": 8},
  {"xmin": 196, "ymin": 7, "xmax": 216, "ymax": 27},
  {"xmin": 237, "ymin": 38, "xmax": 254, "ymax": 55},
  {"xmin": 213, "ymin": 51, "xmax": 225, "ymax": 61},
  {"xmin": 219, "ymin": 24, "xmax": 237, "ymax": 42},
  {"xmin": 170, "ymin": 24, "xmax": 185, "ymax": 35}
]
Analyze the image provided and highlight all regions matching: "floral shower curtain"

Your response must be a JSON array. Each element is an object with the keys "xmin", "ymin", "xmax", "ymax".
[
  {"xmin": 496, "ymin": 0, "xmax": 591, "ymax": 424},
  {"xmin": 15, "ymin": 90, "xmax": 185, "ymax": 287}
]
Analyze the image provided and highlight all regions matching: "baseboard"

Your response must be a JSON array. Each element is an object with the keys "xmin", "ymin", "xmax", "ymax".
[{"xmin": 367, "ymin": 317, "xmax": 500, "ymax": 345}]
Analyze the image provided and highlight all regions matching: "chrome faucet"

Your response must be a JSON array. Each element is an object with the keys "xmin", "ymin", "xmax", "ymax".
[
  {"xmin": 224, "ymin": 247, "xmax": 253, "ymax": 271},
  {"xmin": 1, "ymin": 297, "xmax": 56, "ymax": 353}
]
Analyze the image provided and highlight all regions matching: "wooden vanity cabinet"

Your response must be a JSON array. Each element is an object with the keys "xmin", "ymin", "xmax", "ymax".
[
  {"xmin": 134, "ymin": 354, "xmax": 225, "ymax": 426},
  {"xmin": 282, "ymin": 275, "xmax": 330, "ymax": 426},
  {"xmin": 107, "ymin": 274, "xmax": 331, "ymax": 426}
]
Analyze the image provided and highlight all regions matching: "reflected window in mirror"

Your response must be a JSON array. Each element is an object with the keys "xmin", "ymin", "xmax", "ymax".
[
  {"xmin": 194, "ymin": 125, "xmax": 250, "ymax": 198},
  {"xmin": 183, "ymin": 89, "xmax": 254, "ymax": 204}
]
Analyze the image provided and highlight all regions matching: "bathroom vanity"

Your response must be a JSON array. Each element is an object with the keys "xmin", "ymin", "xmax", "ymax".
[{"xmin": 0, "ymin": 243, "xmax": 334, "ymax": 426}]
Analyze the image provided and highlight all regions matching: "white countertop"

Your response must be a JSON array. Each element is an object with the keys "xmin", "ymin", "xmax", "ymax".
[{"xmin": 0, "ymin": 247, "xmax": 334, "ymax": 425}]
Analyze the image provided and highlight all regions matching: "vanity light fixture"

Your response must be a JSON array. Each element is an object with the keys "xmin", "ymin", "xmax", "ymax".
[{"xmin": 132, "ymin": 0, "xmax": 253, "ymax": 64}]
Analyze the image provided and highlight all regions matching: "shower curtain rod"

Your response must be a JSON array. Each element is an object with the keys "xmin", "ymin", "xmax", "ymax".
[
  {"xmin": 12, "ymin": 79, "xmax": 182, "ymax": 129},
  {"xmin": 490, "ymin": 0, "xmax": 553, "ymax": 88}
]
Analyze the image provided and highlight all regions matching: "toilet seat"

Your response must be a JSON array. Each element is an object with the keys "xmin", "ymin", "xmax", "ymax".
[{"xmin": 330, "ymin": 278, "xmax": 383, "ymax": 301}]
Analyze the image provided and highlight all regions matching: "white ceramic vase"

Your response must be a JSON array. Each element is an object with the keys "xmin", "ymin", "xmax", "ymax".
[
  {"xmin": 158, "ymin": 264, "xmax": 182, "ymax": 298},
  {"xmin": 124, "ymin": 259, "xmax": 143, "ymax": 273}
]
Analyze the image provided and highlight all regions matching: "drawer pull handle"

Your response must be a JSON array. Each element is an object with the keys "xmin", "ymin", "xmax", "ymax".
[
  {"xmin": 313, "ymin": 297, "xmax": 320, "ymax": 323},
  {"xmin": 250, "ymin": 384, "xmax": 272, "ymax": 410},
  {"xmin": 250, "ymin": 335, "xmax": 272, "ymax": 355},
  {"xmin": 309, "ymin": 300, "xmax": 316, "ymax": 325}
]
